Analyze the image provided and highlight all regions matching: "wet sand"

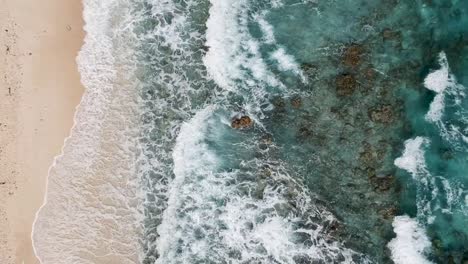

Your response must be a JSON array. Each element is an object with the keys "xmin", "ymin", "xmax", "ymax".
[{"xmin": 0, "ymin": 0, "xmax": 84, "ymax": 263}]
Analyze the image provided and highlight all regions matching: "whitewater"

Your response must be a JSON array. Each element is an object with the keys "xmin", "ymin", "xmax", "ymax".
[{"xmin": 32, "ymin": 0, "xmax": 468, "ymax": 263}]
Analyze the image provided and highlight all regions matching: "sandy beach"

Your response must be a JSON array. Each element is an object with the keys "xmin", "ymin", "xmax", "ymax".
[{"xmin": 0, "ymin": 0, "xmax": 84, "ymax": 263}]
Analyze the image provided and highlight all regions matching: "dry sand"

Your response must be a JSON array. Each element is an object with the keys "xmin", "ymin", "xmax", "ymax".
[{"xmin": 0, "ymin": 0, "xmax": 84, "ymax": 263}]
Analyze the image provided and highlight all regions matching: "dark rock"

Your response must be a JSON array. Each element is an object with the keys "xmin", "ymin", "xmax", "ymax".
[
  {"xmin": 342, "ymin": 44, "xmax": 364, "ymax": 68},
  {"xmin": 365, "ymin": 167, "xmax": 376, "ymax": 178},
  {"xmin": 328, "ymin": 221, "xmax": 339, "ymax": 232},
  {"xmin": 231, "ymin": 116, "xmax": 253, "ymax": 129},
  {"xmin": 201, "ymin": 45, "xmax": 210, "ymax": 52},
  {"xmin": 368, "ymin": 105, "xmax": 395, "ymax": 124},
  {"xmin": 370, "ymin": 175, "xmax": 395, "ymax": 192},
  {"xmin": 379, "ymin": 206, "xmax": 397, "ymax": 220},
  {"xmin": 290, "ymin": 96, "xmax": 302, "ymax": 108},
  {"xmin": 336, "ymin": 74, "xmax": 357, "ymax": 96},
  {"xmin": 359, "ymin": 143, "xmax": 377, "ymax": 167},
  {"xmin": 301, "ymin": 63, "xmax": 318, "ymax": 78},
  {"xmin": 273, "ymin": 96, "xmax": 286, "ymax": 109},
  {"xmin": 298, "ymin": 126, "xmax": 312, "ymax": 139}
]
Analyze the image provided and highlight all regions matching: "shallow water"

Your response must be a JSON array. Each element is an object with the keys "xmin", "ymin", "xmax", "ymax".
[{"xmin": 33, "ymin": 0, "xmax": 467, "ymax": 263}]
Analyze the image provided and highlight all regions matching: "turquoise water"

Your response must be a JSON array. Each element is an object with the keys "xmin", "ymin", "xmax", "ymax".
[
  {"xmin": 32, "ymin": 0, "xmax": 468, "ymax": 263},
  {"xmin": 133, "ymin": 0, "xmax": 468, "ymax": 263}
]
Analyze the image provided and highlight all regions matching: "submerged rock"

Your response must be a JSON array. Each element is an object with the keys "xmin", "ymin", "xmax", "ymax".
[
  {"xmin": 273, "ymin": 96, "xmax": 286, "ymax": 109},
  {"xmin": 368, "ymin": 105, "xmax": 395, "ymax": 124},
  {"xmin": 379, "ymin": 206, "xmax": 397, "ymax": 220},
  {"xmin": 290, "ymin": 96, "xmax": 302, "ymax": 108},
  {"xmin": 201, "ymin": 45, "xmax": 210, "ymax": 52},
  {"xmin": 297, "ymin": 126, "xmax": 313, "ymax": 139},
  {"xmin": 231, "ymin": 116, "xmax": 253, "ymax": 129},
  {"xmin": 300, "ymin": 63, "xmax": 318, "ymax": 78},
  {"xmin": 336, "ymin": 74, "xmax": 357, "ymax": 96},
  {"xmin": 370, "ymin": 175, "xmax": 395, "ymax": 192},
  {"xmin": 342, "ymin": 44, "xmax": 364, "ymax": 67},
  {"xmin": 260, "ymin": 134, "xmax": 273, "ymax": 145},
  {"xmin": 359, "ymin": 146, "xmax": 378, "ymax": 168}
]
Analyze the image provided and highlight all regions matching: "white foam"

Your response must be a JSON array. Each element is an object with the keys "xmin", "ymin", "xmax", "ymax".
[
  {"xmin": 424, "ymin": 52, "xmax": 451, "ymax": 94},
  {"xmin": 271, "ymin": 47, "xmax": 307, "ymax": 82},
  {"xmin": 204, "ymin": 0, "xmax": 277, "ymax": 91},
  {"xmin": 426, "ymin": 93, "xmax": 445, "ymax": 122},
  {"xmin": 32, "ymin": 0, "xmax": 142, "ymax": 263},
  {"xmin": 394, "ymin": 137, "xmax": 440, "ymax": 221},
  {"xmin": 394, "ymin": 137, "xmax": 430, "ymax": 177},
  {"xmin": 388, "ymin": 215, "xmax": 433, "ymax": 264},
  {"xmin": 254, "ymin": 14, "xmax": 276, "ymax": 44},
  {"xmin": 423, "ymin": 51, "xmax": 468, "ymax": 151},
  {"xmin": 154, "ymin": 107, "xmax": 365, "ymax": 263},
  {"xmin": 203, "ymin": 0, "xmax": 318, "ymax": 112},
  {"xmin": 424, "ymin": 52, "xmax": 449, "ymax": 122},
  {"xmin": 423, "ymin": 51, "xmax": 459, "ymax": 123},
  {"xmin": 155, "ymin": 106, "xmax": 219, "ymax": 260}
]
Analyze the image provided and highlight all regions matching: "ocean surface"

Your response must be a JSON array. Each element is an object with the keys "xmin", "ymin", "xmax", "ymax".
[{"xmin": 32, "ymin": 0, "xmax": 467, "ymax": 263}]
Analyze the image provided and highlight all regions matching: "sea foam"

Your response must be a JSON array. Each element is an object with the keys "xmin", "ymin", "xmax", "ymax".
[
  {"xmin": 424, "ymin": 51, "xmax": 456, "ymax": 123},
  {"xmin": 388, "ymin": 215, "xmax": 433, "ymax": 264},
  {"xmin": 394, "ymin": 137, "xmax": 430, "ymax": 177},
  {"xmin": 423, "ymin": 51, "xmax": 467, "ymax": 149},
  {"xmin": 32, "ymin": 0, "xmax": 142, "ymax": 263},
  {"xmin": 203, "ymin": 0, "xmax": 306, "ymax": 113},
  {"xmin": 394, "ymin": 137, "xmax": 438, "ymax": 222},
  {"xmin": 154, "ymin": 107, "xmax": 367, "ymax": 263},
  {"xmin": 424, "ymin": 52, "xmax": 451, "ymax": 94},
  {"xmin": 254, "ymin": 13, "xmax": 276, "ymax": 44},
  {"xmin": 271, "ymin": 47, "xmax": 307, "ymax": 82},
  {"xmin": 203, "ymin": 0, "xmax": 280, "ymax": 93}
]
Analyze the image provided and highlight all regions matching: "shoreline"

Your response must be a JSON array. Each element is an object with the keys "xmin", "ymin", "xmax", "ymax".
[{"xmin": 0, "ymin": 0, "xmax": 85, "ymax": 263}]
